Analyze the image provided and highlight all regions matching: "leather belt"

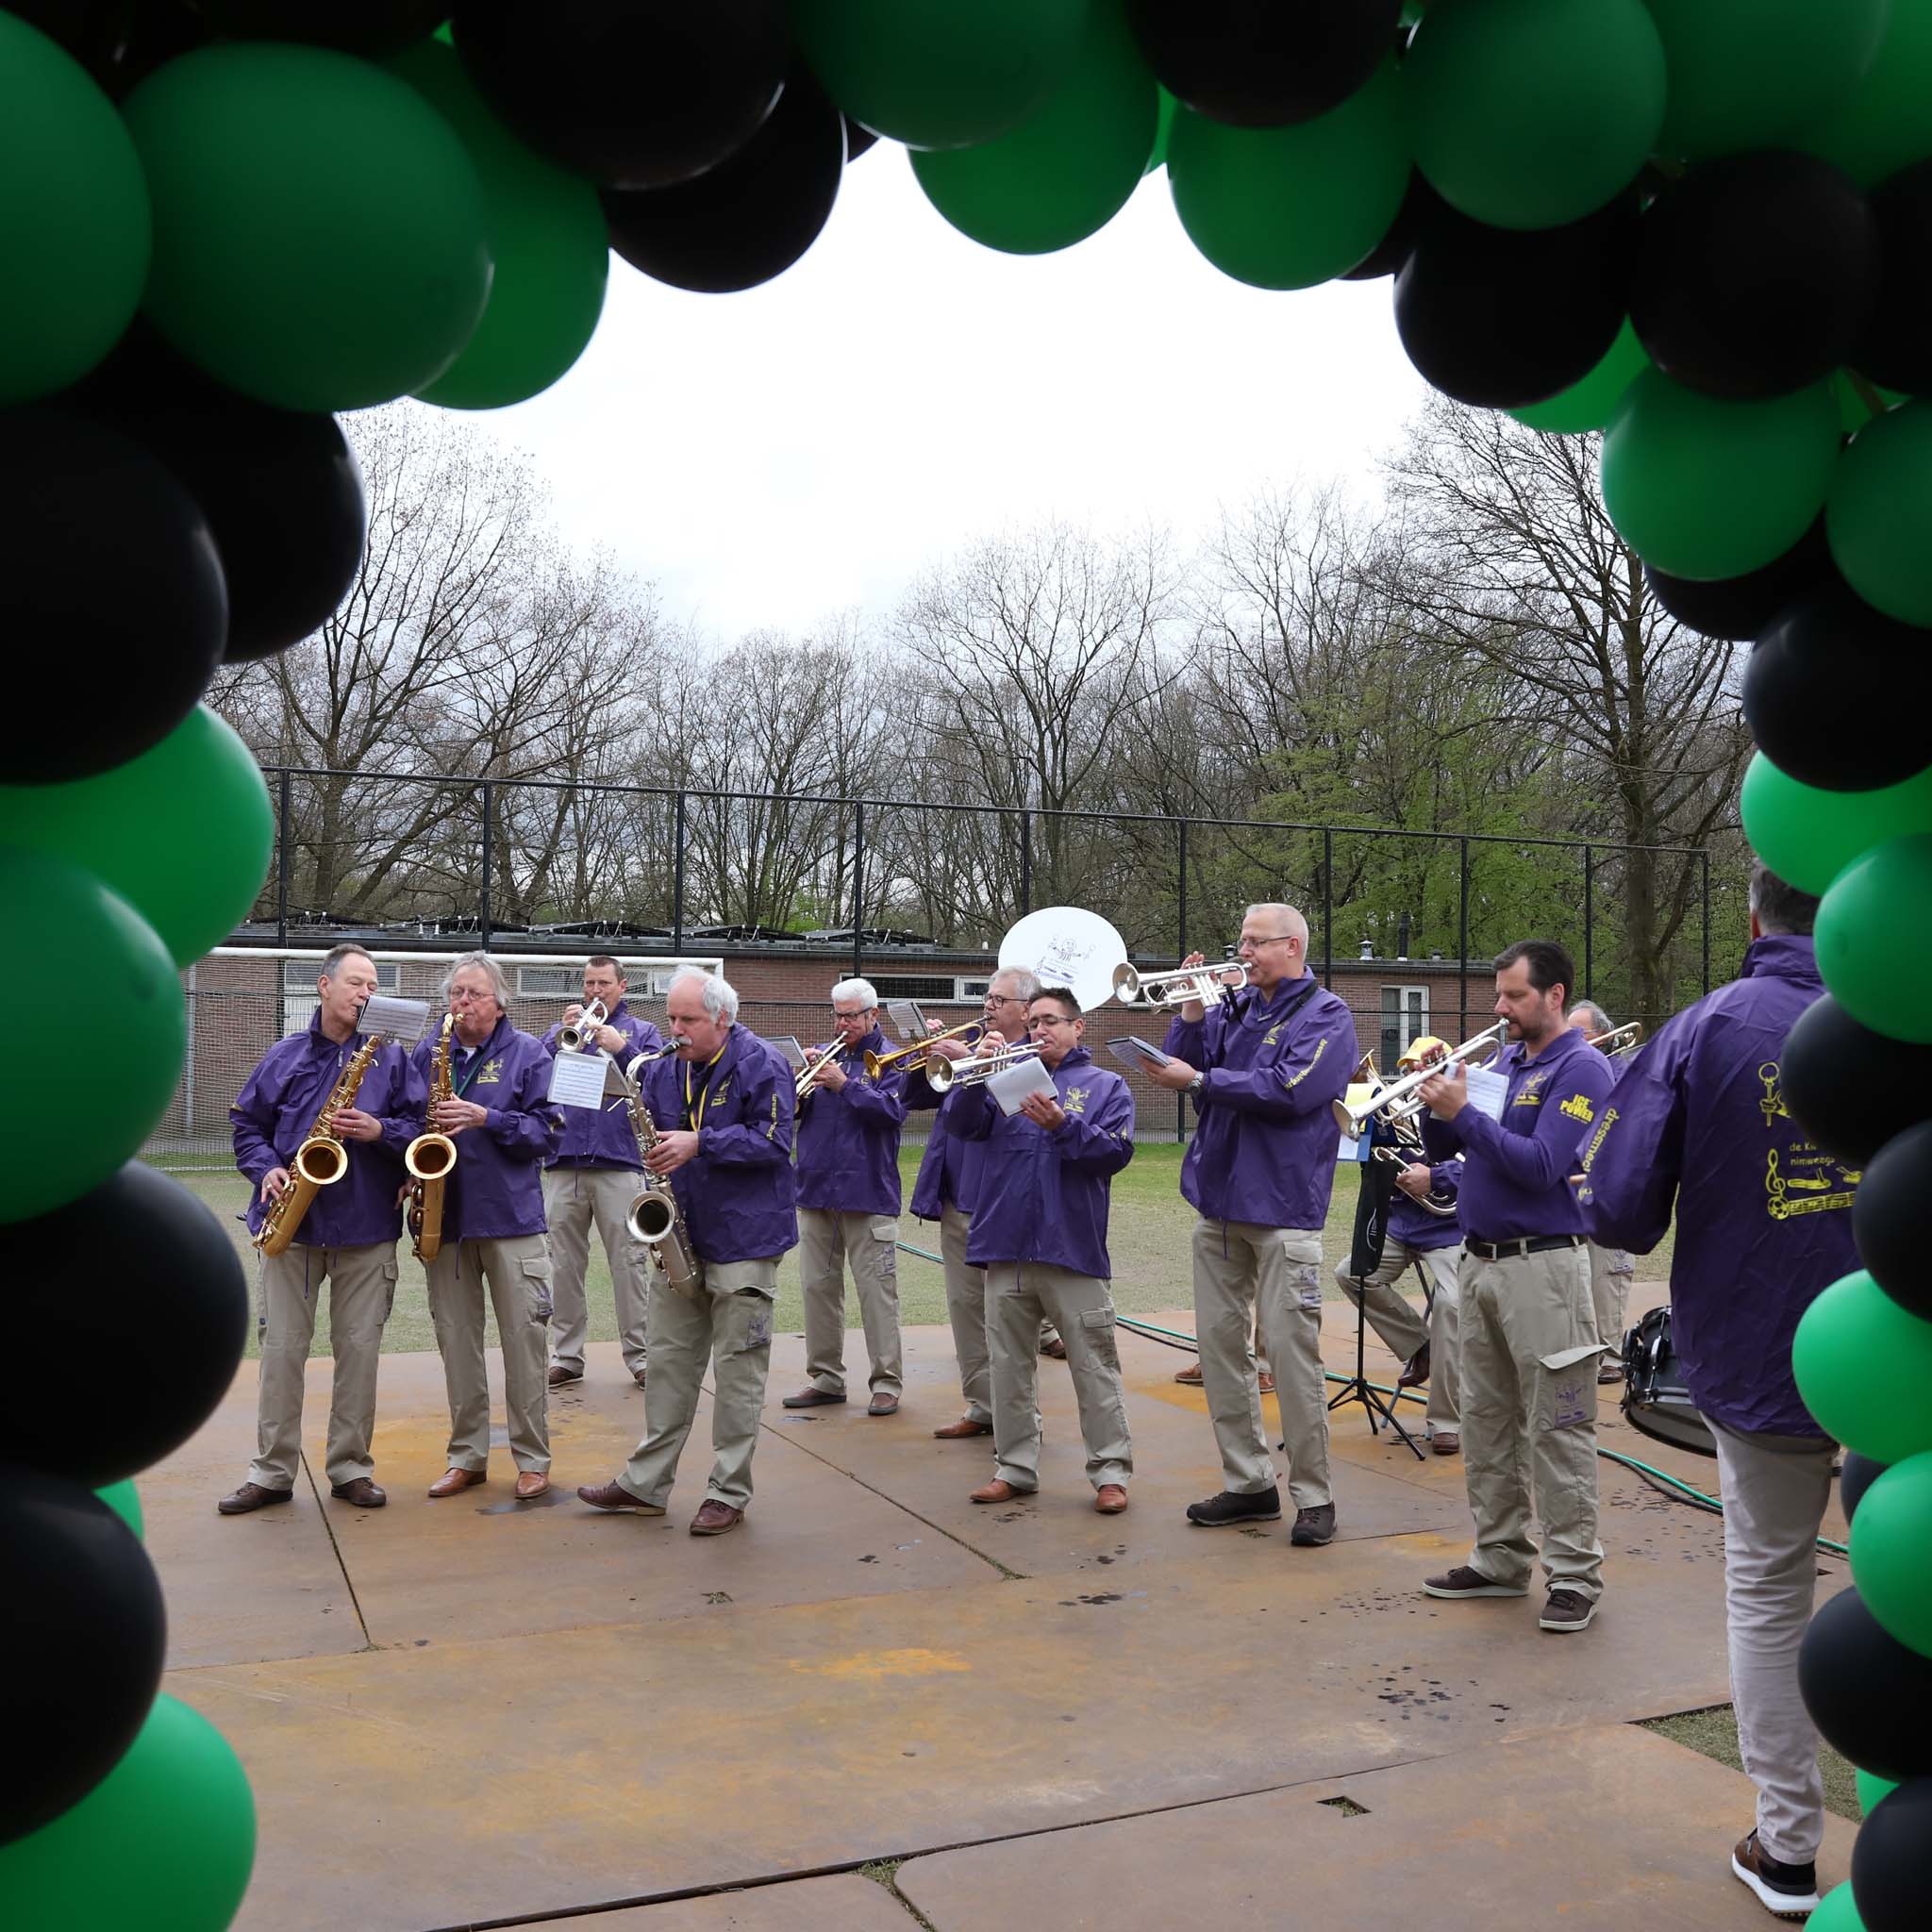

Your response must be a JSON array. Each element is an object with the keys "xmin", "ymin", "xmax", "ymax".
[{"xmin": 1464, "ymin": 1233, "xmax": 1585, "ymax": 1261}]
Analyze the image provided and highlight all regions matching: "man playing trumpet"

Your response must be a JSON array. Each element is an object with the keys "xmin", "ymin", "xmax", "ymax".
[{"xmin": 221, "ymin": 945, "xmax": 421, "ymax": 1516}]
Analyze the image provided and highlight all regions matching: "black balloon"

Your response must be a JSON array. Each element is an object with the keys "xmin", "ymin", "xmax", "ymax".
[
  {"xmin": 1341, "ymin": 169, "xmax": 1444, "ymax": 283},
  {"xmin": 0, "ymin": 1470, "xmax": 167, "ymax": 1845},
  {"xmin": 0, "ymin": 407, "xmax": 226, "ymax": 784},
  {"xmin": 5, "ymin": 0, "xmax": 208, "ymax": 98},
  {"xmin": 843, "ymin": 116, "xmax": 878, "ymax": 162},
  {"xmin": 78, "ymin": 332, "xmax": 365, "ymax": 663},
  {"xmin": 1126, "ymin": 0, "xmax": 1402, "ymax": 127},
  {"xmin": 197, "ymin": 0, "xmax": 444, "ymax": 56},
  {"xmin": 0, "ymin": 1164, "xmax": 247, "ymax": 1488},
  {"xmin": 1632, "ymin": 153, "xmax": 1877, "ymax": 401},
  {"xmin": 1393, "ymin": 194, "xmax": 1638, "ymax": 409},
  {"xmin": 1840, "ymin": 1452, "xmax": 1889, "ymax": 1527},
  {"xmin": 1784, "ymin": 996, "xmax": 1932, "ymax": 1167},
  {"xmin": 1799, "ymin": 1589, "xmax": 1932, "ymax": 1783},
  {"xmin": 602, "ymin": 68, "xmax": 846, "ymax": 295},
  {"xmin": 1744, "ymin": 587, "xmax": 1932, "ymax": 791},
  {"xmin": 1643, "ymin": 518, "xmax": 1836, "ymax": 642},
  {"xmin": 1857, "ymin": 158, "xmax": 1932, "ymax": 394},
  {"xmin": 1854, "ymin": 1121, "xmax": 1932, "ymax": 1320},
  {"xmin": 1853, "ymin": 1775, "xmax": 1932, "ymax": 1932},
  {"xmin": 454, "ymin": 0, "xmax": 789, "ymax": 191}
]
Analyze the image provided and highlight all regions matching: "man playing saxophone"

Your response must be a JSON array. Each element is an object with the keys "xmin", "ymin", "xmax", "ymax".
[{"xmin": 220, "ymin": 945, "xmax": 422, "ymax": 1516}]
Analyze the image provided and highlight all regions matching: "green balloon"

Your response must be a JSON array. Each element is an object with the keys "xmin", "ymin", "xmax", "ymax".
[
  {"xmin": 1826, "ymin": 401, "xmax": 1932, "ymax": 626},
  {"xmin": 1509, "ymin": 319, "xmax": 1652, "ymax": 434},
  {"xmin": 791, "ymin": 0, "xmax": 1091, "ymax": 151},
  {"xmin": 0, "ymin": 849, "xmax": 185, "ymax": 1223},
  {"xmin": 1645, "ymin": 0, "xmax": 1889, "ymax": 161},
  {"xmin": 1851, "ymin": 1453, "xmax": 1932, "ymax": 1659},
  {"xmin": 1740, "ymin": 753, "xmax": 1932, "ymax": 898},
  {"xmin": 1601, "ymin": 371, "xmax": 1841, "ymax": 580},
  {"xmin": 1793, "ymin": 1271, "xmax": 1932, "ymax": 1465},
  {"xmin": 1403, "ymin": 0, "xmax": 1665, "ymax": 230},
  {"xmin": 1816, "ymin": 835, "xmax": 1932, "ymax": 1045},
  {"xmin": 912, "ymin": 1, "xmax": 1157, "ymax": 255},
  {"xmin": 95, "ymin": 1478, "xmax": 144, "ymax": 1541},
  {"xmin": 391, "ymin": 42, "xmax": 609, "ymax": 410},
  {"xmin": 1143, "ymin": 87, "xmax": 1177, "ymax": 176},
  {"xmin": 1857, "ymin": 1768, "xmax": 1899, "ymax": 1817},
  {"xmin": 0, "ymin": 707, "xmax": 271, "ymax": 970},
  {"xmin": 1803, "ymin": 0, "xmax": 1932, "ymax": 190},
  {"xmin": 0, "ymin": 12, "xmax": 151, "ymax": 407},
  {"xmin": 1807, "ymin": 1882, "xmax": 1869, "ymax": 1932},
  {"xmin": 0, "ymin": 1693, "xmax": 254, "ymax": 1929},
  {"xmin": 1830, "ymin": 370, "xmax": 1907, "ymax": 436},
  {"xmin": 1168, "ymin": 58, "xmax": 1409, "ymax": 291},
  {"xmin": 123, "ymin": 43, "xmax": 492, "ymax": 412}
]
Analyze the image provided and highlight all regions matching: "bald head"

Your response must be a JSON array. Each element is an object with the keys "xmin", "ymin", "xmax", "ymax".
[{"xmin": 1238, "ymin": 902, "xmax": 1309, "ymax": 992}]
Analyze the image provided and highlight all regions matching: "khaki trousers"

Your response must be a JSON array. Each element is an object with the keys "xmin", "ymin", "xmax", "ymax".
[
  {"xmin": 542, "ymin": 1166, "xmax": 652, "ymax": 1376},
  {"xmin": 985, "ymin": 1262, "xmax": 1133, "ymax": 1491},
  {"xmin": 424, "ymin": 1234, "xmax": 553, "ymax": 1474},
  {"xmin": 1588, "ymin": 1241, "xmax": 1635, "ymax": 1357},
  {"xmin": 1711, "ymin": 1420, "xmax": 1837, "ymax": 1865},
  {"xmin": 1192, "ymin": 1218, "xmax": 1329, "ymax": 1507},
  {"xmin": 619, "ymin": 1257, "xmax": 777, "ymax": 1511},
  {"xmin": 1335, "ymin": 1244, "xmax": 1462, "ymax": 1434},
  {"xmin": 799, "ymin": 1208, "xmax": 904, "ymax": 1399},
  {"xmin": 1457, "ymin": 1242, "xmax": 1604, "ymax": 1598},
  {"xmin": 250, "ymin": 1242, "xmax": 398, "ymax": 1491},
  {"xmin": 939, "ymin": 1204, "xmax": 992, "ymax": 1424}
]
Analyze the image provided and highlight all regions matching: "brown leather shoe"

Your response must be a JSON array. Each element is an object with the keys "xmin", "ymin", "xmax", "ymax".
[
  {"xmin": 632, "ymin": 1365, "xmax": 648, "ymax": 1388},
  {"xmin": 1398, "ymin": 1343, "xmax": 1432, "ymax": 1389},
  {"xmin": 689, "ymin": 1499, "xmax": 743, "ymax": 1536},
  {"xmin": 546, "ymin": 1364, "xmax": 582, "ymax": 1388},
  {"xmin": 514, "ymin": 1472, "xmax": 551, "ymax": 1500},
  {"xmin": 1040, "ymin": 1335, "xmax": 1067, "ymax": 1359},
  {"xmin": 575, "ymin": 1479, "xmax": 664, "ymax": 1513},
  {"xmin": 781, "ymin": 1386, "xmax": 846, "ymax": 1408},
  {"xmin": 971, "ymin": 1478, "xmax": 1033, "ymax": 1505},
  {"xmin": 216, "ymin": 1480, "xmax": 293, "ymax": 1516},
  {"xmin": 1257, "ymin": 1372, "xmax": 1275, "ymax": 1395},
  {"xmin": 1173, "ymin": 1361, "xmax": 1204, "ymax": 1386},
  {"xmin": 1431, "ymin": 1432, "xmax": 1461, "ymax": 1457},
  {"xmin": 1094, "ymin": 1484, "xmax": 1128, "ymax": 1515},
  {"xmin": 329, "ymin": 1477, "xmax": 386, "ymax": 1508},
  {"xmin": 427, "ymin": 1467, "xmax": 487, "ymax": 1498},
  {"xmin": 867, "ymin": 1391, "xmax": 900, "ymax": 1417},
  {"xmin": 933, "ymin": 1417, "xmax": 993, "ymax": 1439}
]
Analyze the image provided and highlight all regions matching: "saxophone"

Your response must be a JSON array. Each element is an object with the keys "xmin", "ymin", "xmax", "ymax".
[
  {"xmin": 254, "ymin": 1032, "xmax": 382, "ymax": 1257},
  {"xmin": 406, "ymin": 1013, "xmax": 458, "ymax": 1262},
  {"xmin": 622, "ymin": 1056, "xmax": 699, "ymax": 1290}
]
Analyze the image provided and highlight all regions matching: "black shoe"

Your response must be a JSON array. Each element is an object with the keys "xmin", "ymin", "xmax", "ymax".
[
  {"xmin": 1186, "ymin": 1486, "xmax": 1282, "ymax": 1526},
  {"xmin": 1539, "ymin": 1588, "xmax": 1598, "ymax": 1632},
  {"xmin": 1290, "ymin": 1504, "xmax": 1337, "ymax": 1546},
  {"xmin": 1730, "ymin": 1830, "xmax": 1821, "ymax": 1918}
]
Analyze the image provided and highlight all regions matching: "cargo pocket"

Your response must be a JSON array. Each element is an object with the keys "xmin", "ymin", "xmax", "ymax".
[
  {"xmin": 1538, "ymin": 1344, "xmax": 1603, "ymax": 1433},
  {"xmin": 868, "ymin": 1215, "xmax": 900, "ymax": 1285},
  {"xmin": 520, "ymin": 1255, "xmax": 554, "ymax": 1326},
  {"xmin": 731, "ymin": 1290, "xmax": 774, "ymax": 1355},
  {"xmin": 1079, "ymin": 1305, "xmax": 1122, "ymax": 1374},
  {"xmin": 381, "ymin": 1256, "xmax": 400, "ymax": 1325},
  {"xmin": 1276, "ymin": 1230, "xmax": 1325, "ymax": 1312}
]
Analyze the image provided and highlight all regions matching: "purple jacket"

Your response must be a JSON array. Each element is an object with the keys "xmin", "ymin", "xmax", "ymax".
[
  {"xmin": 947, "ymin": 1047, "xmax": 1134, "ymax": 1276},
  {"xmin": 232, "ymin": 1014, "xmax": 422, "ymax": 1247},
  {"xmin": 541, "ymin": 1001, "xmax": 664, "ymax": 1172},
  {"xmin": 1438, "ymin": 1025, "xmax": 1615, "ymax": 1243},
  {"xmin": 1377, "ymin": 1114, "xmax": 1463, "ymax": 1252},
  {"xmin": 641, "ymin": 1024, "xmax": 797, "ymax": 1264},
  {"xmin": 1166, "ymin": 974, "xmax": 1358, "ymax": 1229},
  {"xmin": 409, "ymin": 1015, "xmax": 561, "ymax": 1241},
  {"xmin": 1580, "ymin": 935, "xmax": 1857, "ymax": 1437},
  {"xmin": 795, "ymin": 1025, "xmax": 908, "ymax": 1215},
  {"xmin": 905, "ymin": 1060, "xmax": 991, "ymax": 1222}
]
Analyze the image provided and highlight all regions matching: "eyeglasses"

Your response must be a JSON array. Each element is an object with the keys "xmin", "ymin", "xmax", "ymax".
[
  {"xmin": 831, "ymin": 1008, "xmax": 873, "ymax": 1020},
  {"xmin": 1237, "ymin": 935, "xmax": 1297, "ymax": 953},
  {"xmin": 985, "ymin": 993, "xmax": 1024, "ymax": 1006}
]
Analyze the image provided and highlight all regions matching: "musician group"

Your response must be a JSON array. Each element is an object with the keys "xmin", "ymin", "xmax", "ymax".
[{"xmin": 220, "ymin": 866, "xmax": 1854, "ymax": 1918}]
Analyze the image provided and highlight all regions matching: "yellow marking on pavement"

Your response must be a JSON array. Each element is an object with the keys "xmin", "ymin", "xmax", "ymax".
[{"xmin": 791, "ymin": 1647, "xmax": 972, "ymax": 1685}]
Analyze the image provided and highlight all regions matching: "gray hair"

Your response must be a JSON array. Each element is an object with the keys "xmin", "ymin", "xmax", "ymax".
[
  {"xmin": 1245, "ymin": 903, "xmax": 1308, "ymax": 948},
  {"xmin": 320, "ymin": 943, "xmax": 375, "ymax": 981},
  {"xmin": 668, "ymin": 966, "xmax": 739, "ymax": 1024},
  {"xmin": 991, "ymin": 965, "xmax": 1041, "ymax": 1002},
  {"xmin": 441, "ymin": 951, "xmax": 512, "ymax": 1009},
  {"xmin": 830, "ymin": 977, "xmax": 879, "ymax": 1008},
  {"xmin": 1569, "ymin": 1000, "xmax": 1614, "ymax": 1037},
  {"xmin": 1749, "ymin": 860, "xmax": 1822, "ymax": 938}
]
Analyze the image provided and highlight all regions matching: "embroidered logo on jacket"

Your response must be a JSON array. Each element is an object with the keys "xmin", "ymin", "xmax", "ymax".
[
  {"xmin": 476, "ymin": 1058, "xmax": 505, "ymax": 1085},
  {"xmin": 1557, "ymin": 1092, "xmax": 1595, "ymax": 1124},
  {"xmin": 1062, "ymin": 1086, "xmax": 1089, "ymax": 1115}
]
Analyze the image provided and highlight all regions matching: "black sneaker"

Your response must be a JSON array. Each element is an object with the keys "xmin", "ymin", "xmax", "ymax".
[
  {"xmin": 1290, "ymin": 1504, "xmax": 1337, "ymax": 1546},
  {"xmin": 1539, "ymin": 1588, "xmax": 1598, "ymax": 1632},
  {"xmin": 1186, "ymin": 1486, "xmax": 1282, "ymax": 1526},
  {"xmin": 1731, "ymin": 1830, "xmax": 1821, "ymax": 1919},
  {"xmin": 1423, "ymin": 1565, "xmax": 1529, "ymax": 1599}
]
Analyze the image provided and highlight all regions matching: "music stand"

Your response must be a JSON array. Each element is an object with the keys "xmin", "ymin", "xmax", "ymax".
[{"xmin": 1327, "ymin": 1147, "xmax": 1426, "ymax": 1460}]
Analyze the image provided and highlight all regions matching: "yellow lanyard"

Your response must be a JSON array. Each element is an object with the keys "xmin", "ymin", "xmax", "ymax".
[{"xmin": 683, "ymin": 1042, "xmax": 728, "ymax": 1129}]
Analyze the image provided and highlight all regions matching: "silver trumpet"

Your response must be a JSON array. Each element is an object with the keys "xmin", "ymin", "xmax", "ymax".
[
  {"xmin": 557, "ymin": 997, "xmax": 609, "ymax": 1054},
  {"xmin": 923, "ymin": 1040, "xmax": 1041, "ymax": 1093},
  {"xmin": 1332, "ymin": 1022, "xmax": 1507, "ymax": 1137},
  {"xmin": 1112, "ymin": 959, "xmax": 1249, "ymax": 1008}
]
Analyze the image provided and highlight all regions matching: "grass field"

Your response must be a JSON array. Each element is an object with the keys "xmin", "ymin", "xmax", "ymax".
[{"xmin": 161, "ymin": 1142, "xmax": 1668, "ymax": 1361}]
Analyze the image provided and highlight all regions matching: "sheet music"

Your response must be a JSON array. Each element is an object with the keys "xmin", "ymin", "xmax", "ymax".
[
  {"xmin": 547, "ymin": 1051, "xmax": 609, "ymax": 1110},
  {"xmin": 359, "ymin": 994, "xmax": 431, "ymax": 1045},
  {"xmin": 989, "ymin": 1057, "xmax": 1056, "ymax": 1117},
  {"xmin": 1462, "ymin": 1064, "xmax": 1507, "ymax": 1122},
  {"xmin": 886, "ymin": 1000, "xmax": 926, "ymax": 1041}
]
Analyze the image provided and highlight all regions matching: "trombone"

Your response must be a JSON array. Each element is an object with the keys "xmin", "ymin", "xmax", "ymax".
[
  {"xmin": 864, "ymin": 1019, "xmax": 983, "ymax": 1080},
  {"xmin": 557, "ymin": 997, "xmax": 609, "ymax": 1054},
  {"xmin": 1584, "ymin": 1020, "xmax": 1644, "ymax": 1058},
  {"xmin": 1331, "ymin": 1021, "xmax": 1507, "ymax": 1138},
  {"xmin": 1112, "ymin": 959, "xmax": 1248, "ymax": 1008}
]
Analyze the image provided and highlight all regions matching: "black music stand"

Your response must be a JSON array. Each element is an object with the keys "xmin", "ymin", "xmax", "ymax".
[{"xmin": 1327, "ymin": 1147, "xmax": 1426, "ymax": 1460}]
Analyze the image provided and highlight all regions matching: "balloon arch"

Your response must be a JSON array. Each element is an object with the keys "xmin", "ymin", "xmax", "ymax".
[{"xmin": 3, "ymin": 5, "xmax": 1929, "ymax": 1925}]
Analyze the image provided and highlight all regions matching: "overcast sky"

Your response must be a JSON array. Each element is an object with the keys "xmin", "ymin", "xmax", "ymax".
[{"xmin": 474, "ymin": 142, "xmax": 1433, "ymax": 640}]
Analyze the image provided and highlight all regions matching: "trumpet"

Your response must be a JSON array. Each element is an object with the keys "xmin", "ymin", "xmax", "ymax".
[
  {"xmin": 864, "ymin": 1019, "xmax": 983, "ymax": 1080},
  {"xmin": 1112, "ymin": 958, "xmax": 1248, "ymax": 1008},
  {"xmin": 1332, "ymin": 1022, "xmax": 1507, "ymax": 1138},
  {"xmin": 1584, "ymin": 1020, "xmax": 1644, "ymax": 1058},
  {"xmin": 924, "ymin": 1040, "xmax": 1041, "ymax": 1094},
  {"xmin": 557, "ymin": 997, "xmax": 609, "ymax": 1054},
  {"xmin": 795, "ymin": 1041, "xmax": 841, "ymax": 1101},
  {"xmin": 1374, "ymin": 1142, "xmax": 1459, "ymax": 1217}
]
